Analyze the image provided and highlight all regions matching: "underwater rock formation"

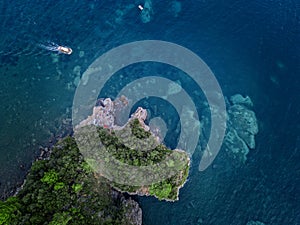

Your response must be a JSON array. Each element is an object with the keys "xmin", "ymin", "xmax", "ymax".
[
  {"xmin": 167, "ymin": 80, "xmax": 182, "ymax": 96},
  {"xmin": 230, "ymin": 94, "xmax": 253, "ymax": 108},
  {"xmin": 224, "ymin": 94, "xmax": 259, "ymax": 162},
  {"xmin": 169, "ymin": 1, "xmax": 182, "ymax": 17},
  {"xmin": 140, "ymin": 0, "xmax": 153, "ymax": 23}
]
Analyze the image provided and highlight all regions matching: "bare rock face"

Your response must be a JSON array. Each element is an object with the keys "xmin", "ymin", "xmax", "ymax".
[
  {"xmin": 77, "ymin": 97, "xmax": 149, "ymax": 132},
  {"xmin": 76, "ymin": 98, "xmax": 115, "ymax": 128},
  {"xmin": 132, "ymin": 107, "xmax": 147, "ymax": 122},
  {"xmin": 76, "ymin": 96, "xmax": 129, "ymax": 129},
  {"xmin": 111, "ymin": 189, "xmax": 142, "ymax": 225},
  {"xmin": 122, "ymin": 198, "xmax": 142, "ymax": 225}
]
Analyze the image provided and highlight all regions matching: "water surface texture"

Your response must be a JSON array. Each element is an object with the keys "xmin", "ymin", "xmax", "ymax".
[{"xmin": 0, "ymin": 0, "xmax": 299, "ymax": 224}]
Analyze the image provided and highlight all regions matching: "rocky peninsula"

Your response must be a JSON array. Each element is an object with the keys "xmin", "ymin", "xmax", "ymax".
[
  {"xmin": 75, "ymin": 97, "xmax": 190, "ymax": 201},
  {"xmin": 0, "ymin": 96, "xmax": 190, "ymax": 224}
]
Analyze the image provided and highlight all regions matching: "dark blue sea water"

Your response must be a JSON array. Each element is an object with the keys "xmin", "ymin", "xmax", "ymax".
[{"xmin": 0, "ymin": 0, "xmax": 299, "ymax": 224}]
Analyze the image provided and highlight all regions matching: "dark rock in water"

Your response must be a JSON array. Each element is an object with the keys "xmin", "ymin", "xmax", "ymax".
[
  {"xmin": 115, "ymin": 190, "xmax": 142, "ymax": 225},
  {"xmin": 95, "ymin": 98, "xmax": 106, "ymax": 107}
]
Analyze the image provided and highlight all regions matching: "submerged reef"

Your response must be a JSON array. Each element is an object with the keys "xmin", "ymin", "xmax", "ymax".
[
  {"xmin": 200, "ymin": 94, "xmax": 258, "ymax": 165},
  {"xmin": 140, "ymin": 0, "xmax": 153, "ymax": 23},
  {"xmin": 168, "ymin": 1, "xmax": 182, "ymax": 17},
  {"xmin": 0, "ymin": 137, "xmax": 141, "ymax": 225},
  {"xmin": 75, "ymin": 97, "xmax": 190, "ymax": 201},
  {"xmin": 224, "ymin": 94, "xmax": 259, "ymax": 163}
]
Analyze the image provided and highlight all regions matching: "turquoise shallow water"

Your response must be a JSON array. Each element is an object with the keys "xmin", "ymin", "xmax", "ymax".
[{"xmin": 0, "ymin": 0, "xmax": 299, "ymax": 224}]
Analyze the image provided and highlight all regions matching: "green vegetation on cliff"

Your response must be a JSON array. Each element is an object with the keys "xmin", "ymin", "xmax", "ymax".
[
  {"xmin": 77, "ymin": 118, "xmax": 190, "ymax": 201},
  {"xmin": 0, "ymin": 137, "xmax": 139, "ymax": 225},
  {"xmin": 0, "ymin": 116, "xmax": 190, "ymax": 224}
]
